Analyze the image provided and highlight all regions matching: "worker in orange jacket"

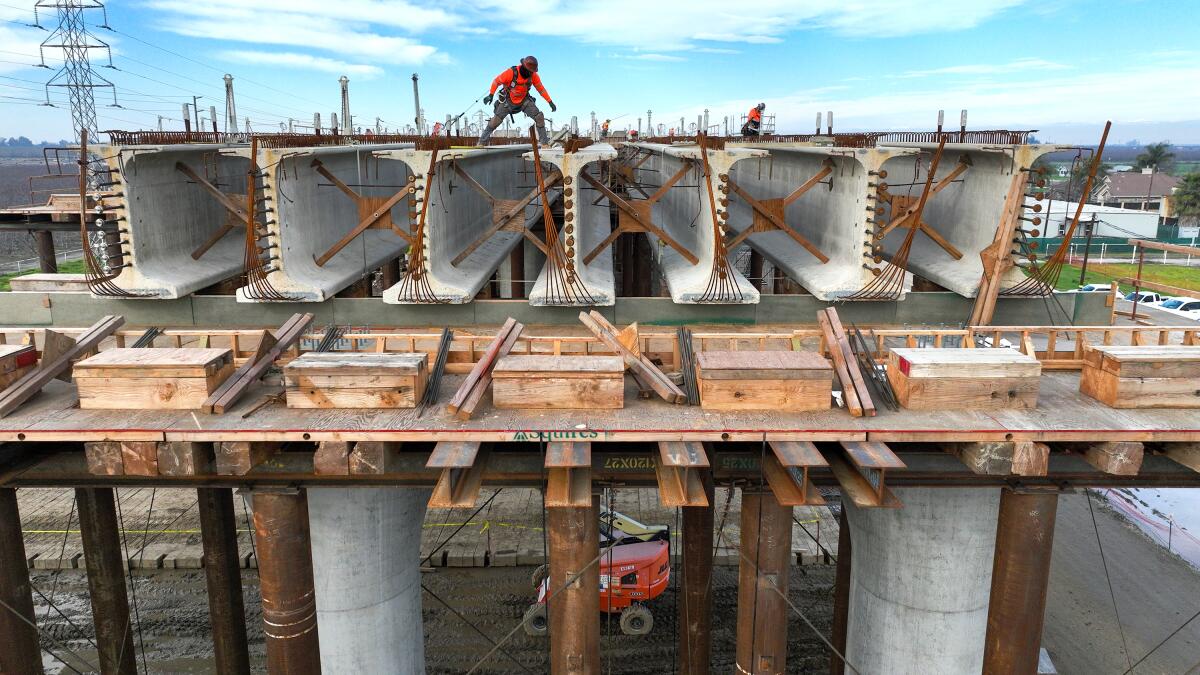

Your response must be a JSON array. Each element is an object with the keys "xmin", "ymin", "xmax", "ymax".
[
  {"xmin": 742, "ymin": 102, "xmax": 766, "ymax": 136},
  {"xmin": 479, "ymin": 55, "xmax": 556, "ymax": 145}
]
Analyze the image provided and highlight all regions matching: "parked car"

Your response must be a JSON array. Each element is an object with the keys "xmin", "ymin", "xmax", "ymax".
[
  {"xmin": 1075, "ymin": 284, "xmax": 1106, "ymax": 292},
  {"xmin": 1124, "ymin": 291, "xmax": 1163, "ymax": 304},
  {"xmin": 1161, "ymin": 298, "xmax": 1200, "ymax": 318},
  {"xmin": 1158, "ymin": 296, "xmax": 1198, "ymax": 310}
]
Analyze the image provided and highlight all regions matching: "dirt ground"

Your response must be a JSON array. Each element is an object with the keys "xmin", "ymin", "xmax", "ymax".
[{"xmin": 29, "ymin": 564, "xmax": 836, "ymax": 674}]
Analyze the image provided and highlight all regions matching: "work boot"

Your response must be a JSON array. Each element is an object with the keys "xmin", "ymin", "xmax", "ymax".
[
  {"xmin": 536, "ymin": 125, "xmax": 549, "ymax": 145},
  {"xmin": 477, "ymin": 128, "xmax": 493, "ymax": 145}
]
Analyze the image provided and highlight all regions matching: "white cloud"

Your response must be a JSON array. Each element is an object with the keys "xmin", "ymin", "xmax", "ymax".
[
  {"xmin": 897, "ymin": 58, "xmax": 1069, "ymax": 79},
  {"xmin": 618, "ymin": 53, "xmax": 687, "ymax": 63},
  {"xmin": 221, "ymin": 51, "xmax": 384, "ymax": 77}
]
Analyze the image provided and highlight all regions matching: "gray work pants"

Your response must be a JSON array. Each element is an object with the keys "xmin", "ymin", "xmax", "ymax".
[{"xmin": 480, "ymin": 96, "xmax": 547, "ymax": 144}]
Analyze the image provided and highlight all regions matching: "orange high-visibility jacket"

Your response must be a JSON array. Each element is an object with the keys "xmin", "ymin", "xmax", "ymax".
[
  {"xmin": 489, "ymin": 67, "xmax": 553, "ymax": 106},
  {"xmin": 748, "ymin": 107, "xmax": 762, "ymax": 123}
]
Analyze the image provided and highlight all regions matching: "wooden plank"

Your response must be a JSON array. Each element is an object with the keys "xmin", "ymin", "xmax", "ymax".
[
  {"xmin": 77, "ymin": 368, "xmax": 235, "ymax": 410},
  {"xmin": 156, "ymin": 441, "xmax": 211, "ymax": 476},
  {"xmin": 693, "ymin": 350, "xmax": 831, "ymax": 374},
  {"xmin": 545, "ymin": 442, "xmax": 591, "ymax": 468},
  {"xmin": 1080, "ymin": 366, "xmax": 1200, "ymax": 408},
  {"xmin": 73, "ymin": 348, "xmax": 233, "ymax": 378},
  {"xmin": 1115, "ymin": 277, "xmax": 1196, "ymax": 299},
  {"xmin": 825, "ymin": 307, "xmax": 876, "ymax": 417},
  {"xmin": 817, "ymin": 311, "xmax": 862, "ymax": 416},
  {"xmin": 284, "ymin": 352, "xmax": 427, "ymax": 374},
  {"xmin": 493, "ymin": 355, "xmax": 624, "ymax": 376},
  {"xmin": 658, "ymin": 441, "xmax": 710, "ymax": 468},
  {"xmin": 888, "ymin": 348, "xmax": 1042, "ymax": 378},
  {"xmin": 0, "ymin": 315, "xmax": 124, "ymax": 417},
  {"xmin": 214, "ymin": 441, "xmax": 281, "ymax": 476},
  {"xmin": 579, "ymin": 312, "xmax": 685, "ymax": 404},
  {"xmin": 313, "ymin": 440, "xmax": 352, "ymax": 475},
  {"xmin": 492, "ymin": 376, "xmax": 623, "ymax": 410},
  {"xmin": 447, "ymin": 318, "xmax": 523, "ymax": 419},
  {"xmin": 426, "ymin": 441, "xmax": 481, "ymax": 469},
  {"xmin": 697, "ymin": 377, "xmax": 830, "ymax": 411},
  {"xmin": 888, "ymin": 368, "xmax": 1040, "ymax": 410},
  {"xmin": 1127, "ymin": 239, "xmax": 1200, "ymax": 256},
  {"xmin": 203, "ymin": 314, "xmax": 313, "ymax": 414}
]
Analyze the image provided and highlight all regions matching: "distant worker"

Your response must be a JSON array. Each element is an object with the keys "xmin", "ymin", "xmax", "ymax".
[
  {"xmin": 430, "ymin": 121, "xmax": 443, "ymax": 136},
  {"xmin": 742, "ymin": 103, "xmax": 766, "ymax": 136},
  {"xmin": 627, "ymin": 129, "xmax": 638, "ymax": 141},
  {"xmin": 601, "ymin": 119, "xmax": 610, "ymax": 136},
  {"xmin": 479, "ymin": 56, "xmax": 556, "ymax": 145}
]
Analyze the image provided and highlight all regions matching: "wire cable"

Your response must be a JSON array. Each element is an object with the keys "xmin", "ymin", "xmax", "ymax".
[{"xmin": 1086, "ymin": 489, "xmax": 1133, "ymax": 670}]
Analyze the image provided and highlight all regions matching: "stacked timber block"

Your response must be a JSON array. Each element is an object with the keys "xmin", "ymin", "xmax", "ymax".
[
  {"xmin": 1080, "ymin": 345, "xmax": 1200, "ymax": 408},
  {"xmin": 492, "ymin": 355, "xmax": 624, "ymax": 409},
  {"xmin": 284, "ymin": 352, "xmax": 428, "ymax": 408},
  {"xmin": 0, "ymin": 345, "xmax": 37, "ymax": 389},
  {"xmin": 887, "ymin": 348, "xmax": 1041, "ymax": 410},
  {"xmin": 74, "ymin": 348, "xmax": 235, "ymax": 409},
  {"xmin": 694, "ymin": 351, "xmax": 832, "ymax": 411}
]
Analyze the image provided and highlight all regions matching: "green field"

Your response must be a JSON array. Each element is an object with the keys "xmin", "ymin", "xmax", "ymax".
[
  {"xmin": 0, "ymin": 258, "xmax": 86, "ymax": 291},
  {"xmin": 1042, "ymin": 262, "xmax": 1200, "ymax": 294}
]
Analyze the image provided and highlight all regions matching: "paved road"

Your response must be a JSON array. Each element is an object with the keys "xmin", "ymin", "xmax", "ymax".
[{"xmin": 1044, "ymin": 492, "xmax": 1200, "ymax": 674}]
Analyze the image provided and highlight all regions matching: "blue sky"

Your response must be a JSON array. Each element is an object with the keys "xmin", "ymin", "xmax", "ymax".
[{"xmin": 2, "ymin": 0, "xmax": 1199, "ymax": 143}]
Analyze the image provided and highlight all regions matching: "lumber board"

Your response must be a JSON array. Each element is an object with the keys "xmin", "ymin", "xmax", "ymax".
[
  {"xmin": 1080, "ymin": 366, "xmax": 1200, "ymax": 409},
  {"xmin": 348, "ymin": 441, "xmax": 402, "ymax": 474},
  {"xmin": 888, "ymin": 368, "xmax": 1040, "ymax": 410},
  {"xmin": 824, "ymin": 308, "xmax": 876, "ymax": 416},
  {"xmin": 579, "ymin": 311, "xmax": 686, "ymax": 404},
  {"xmin": 493, "ymin": 355, "xmax": 624, "ymax": 376},
  {"xmin": 493, "ymin": 375, "xmax": 623, "ymax": 410},
  {"xmin": 888, "ymin": 348, "xmax": 1042, "ymax": 378},
  {"xmin": 41, "ymin": 330, "xmax": 79, "ymax": 383},
  {"xmin": 203, "ymin": 313, "xmax": 313, "ymax": 414},
  {"xmin": 818, "ymin": 311, "xmax": 861, "ymax": 415},
  {"xmin": 447, "ymin": 318, "xmax": 524, "ymax": 419},
  {"xmin": 77, "ymin": 366, "xmax": 235, "ymax": 410},
  {"xmin": 73, "ymin": 348, "xmax": 233, "ymax": 378},
  {"xmin": 0, "ymin": 315, "xmax": 124, "ymax": 418},
  {"xmin": 214, "ymin": 441, "xmax": 282, "ymax": 476},
  {"xmin": 697, "ymin": 377, "xmax": 830, "ymax": 411},
  {"xmin": 156, "ymin": 441, "xmax": 211, "ymax": 476},
  {"xmin": 692, "ymin": 350, "xmax": 831, "ymax": 377}
]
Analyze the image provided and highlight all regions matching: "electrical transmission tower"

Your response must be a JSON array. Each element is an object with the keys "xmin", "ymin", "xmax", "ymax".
[{"xmin": 33, "ymin": 0, "xmax": 118, "ymax": 143}]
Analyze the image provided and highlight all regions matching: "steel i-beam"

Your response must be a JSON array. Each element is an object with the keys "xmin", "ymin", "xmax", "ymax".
[
  {"xmin": 528, "ymin": 143, "xmax": 619, "ymax": 306},
  {"xmin": 627, "ymin": 142, "xmax": 761, "ymax": 303},
  {"xmin": 97, "ymin": 143, "xmax": 250, "ymax": 298},
  {"xmin": 875, "ymin": 142, "xmax": 1067, "ymax": 297},
  {"xmin": 236, "ymin": 143, "xmax": 414, "ymax": 302},
  {"xmin": 378, "ymin": 145, "xmax": 543, "ymax": 304},
  {"xmin": 726, "ymin": 144, "xmax": 921, "ymax": 300}
]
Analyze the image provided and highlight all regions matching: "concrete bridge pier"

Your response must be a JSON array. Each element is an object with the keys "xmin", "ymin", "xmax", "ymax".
[
  {"xmin": 843, "ymin": 487, "xmax": 1001, "ymax": 674},
  {"xmin": 307, "ymin": 487, "xmax": 431, "ymax": 672}
]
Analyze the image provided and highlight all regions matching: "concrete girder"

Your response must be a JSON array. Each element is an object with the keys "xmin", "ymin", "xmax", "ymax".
[
  {"xmin": 378, "ymin": 146, "xmax": 540, "ymax": 304},
  {"xmin": 237, "ymin": 144, "xmax": 413, "ymax": 302},
  {"xmin": 529, "ymin": 143, "xmax": 619, "ymax": 306},
  {"xmin": 726, "ymin": 145, "xmax": 920, "ymax": 300},
  {"xmin": 99, "ymin": 143, "xmax": 249, "ymax": 298},
  {"xmin": 875, "ymin": 143, "xmax": 1067, "ymax": 297},
  {"xmin": 627, "ymin": 142, "xmax": 761, "ymax": 304}
]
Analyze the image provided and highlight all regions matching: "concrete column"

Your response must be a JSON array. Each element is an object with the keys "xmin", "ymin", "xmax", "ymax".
[
  {"xmin": 844, "ymin": 487, "xmax": 1000, "ymax": 674},
  {"xmin": 679, "ymin": 473, "xmax": 714, "ymax": 674},
  {"xmin": 548, "ymin": 494, "xmax": 600, "ymax": 674},
  {"xmin": 252, "ymin": 489, "xmax": 320, "ymax": 674},
  {"xmin": 0, "ymin": 488, "xmax": 43, "ymax": 675},
  {"xmin": 197, "ymin": 488, "xmax": 251, "ymax": 675},
  {"xmin": 76, "ymin": 487, "xmax": 137, "ymax": 675},
  {"xmin": 736, "ymin": 489, "xmax": 792, "ymax": 674},
  {"xmin": 307, "ymin": 487, "xmax": 430, "ymax": 673},
  {"xmin": 983, "ymin": 491, "xmax": 1058, "ymax": 674}
]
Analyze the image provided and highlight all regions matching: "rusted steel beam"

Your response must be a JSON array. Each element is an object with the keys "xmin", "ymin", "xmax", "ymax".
[
  {"xmin": 198, "ymin": 488, "xmax": 251, "ymax": 675},
  {"xmin": 829, "ymin": 508, "xmax": 851, "ymax": 675},
  {"xmin": 252, "ymin": 489, "xmax": 320, "ymax": 674},
  {"xmin": 679, "ymin": 472, "xmax": 714, "ymax": 674},
  {"xmin": 76, "ymin": 487, "xmax": 137, "ymax": 675},
  {"xmin": 736, "ymin": 488, "xmax": 793, "ymax": 674},
  {"xmin": 0, "ymin": 487, "xmax": 43, "ymax": 675},
  {"xmin": 983, "ymin": 490, "xmax": 1058, "ymax": 674},
  {"xmin": 548, "ymin": 494, "xmax": 599, "ymax": 674}
]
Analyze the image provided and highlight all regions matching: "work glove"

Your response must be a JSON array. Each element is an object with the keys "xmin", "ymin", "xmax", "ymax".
[
  {"xmin": 549, "ymin": 101, "xmax": 557, "ymax": 112},
  {"xmin": 483, "ymin": 94, "xmax": 493, "ymax": 105}
]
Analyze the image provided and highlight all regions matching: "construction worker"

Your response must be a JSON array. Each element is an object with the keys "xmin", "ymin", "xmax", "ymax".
[
  {"xmin": 479, "ymin": 55, "xmax": 556, "ymax": 145},
  {"xmin": 430, "ymin": 121, "xmax": 443, "ymax": 136},
  {"xmin": 601, "ymin": 119, "xmax": 610, "ymax": 137},
  {"xmin": 742, "ymin": 103, "xmax": 766, "ymax": 136}
]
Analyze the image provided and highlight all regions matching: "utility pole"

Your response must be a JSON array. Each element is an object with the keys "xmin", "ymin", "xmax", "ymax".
[
  {"xmin": 191, "ymin": 95, "xmax": 202, "ymax": 131},
  {"xmin": 411, "ymin": 73, "xmax": 423, "ymax": 135},
  {"xmin": 223, "ymin": 74, "xmax": 237, "ymax": 134},
  {"xmin": 34, "ymin": 0, "xmax": 117, "ymax": 143},
  {"xmin": 375, "ymin": 117, "xmax": 381, "ymax": 134},
  {"xmin": 703, "ymin": 108, "xmax": 709, "ymax": 133},
  {"xmin": 182, "ymin": 103, "xmax": 192, "ymax": 134},
  {"xmin": 339, "ymin": 75, "xmax": 351, "ymax": 134},
  {"xmin": 1078, "ymin": 214, "xmax": 1099, "ymax": 285}
]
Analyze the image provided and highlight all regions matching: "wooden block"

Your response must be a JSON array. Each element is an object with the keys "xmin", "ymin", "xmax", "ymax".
[
  {"xmin": 1012, "ymin": 441, "xmax": 1050, "ymax": 477},
  {"xmin": 1085, "ymin": 345, "xmax": 1200, "ymax": 378},
  {"xmin": 889, "ymin": 347, "xmax": 1042, "ymax": 378},
  {"xmin": 75, "ymin": 348, "xmax": 235, "ymax": 410},
  {"xmin": 214, "ymin": 441, "xmax": 281, "ymax": 476},
  {"xmin": 313, "ymin": 441, "xmax": 352, "ymax": 475},
  {"xmin": 349, "ymin": 441, "xmax": 403, "ymax": 474},
  {"xmin": 1164, "ymin": 442, "xmax": 1200, "ymax": 473},
  {"xmin": 285, "ymin": 353, "xmax": 428, "ymax": 409},
  {"xmin": 156, "ymin": 441, "xmax": 212, "ymax": 476},
  {"xmin": 8, "ymin": 273, "xmax": 90, "ymax": 293},
  {"xmin": 1083, "ymin": 441, "xmax": 1144, "ymax": 476},
  {"xmin": 695, "ymin": 350, "xmax": 832, "ymax": 411},
  {"xmin": 0, "ymin": 345, "xmax": 37, "ymax": 375},
  {"xmin": 1080, "ymin": 362, "xmax": 1200, "ymax": 409},
  {"xmin": 120, "ymin": 441, "xmax": 160, "ymax": 476},
  {"xmin": 41, "ymin": 329, "xmax": 79, "ymax": 383},
  {"xmin": 84, "ymin": 441, "xmax": 123, "ymax": 476},
  {"xmin": 888, "ymin": 369, "xmax": 1039, "ymax": 410},
  {"xmin": 492, "ymin": 355, "xmax": 624, "ymax": 409}
]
